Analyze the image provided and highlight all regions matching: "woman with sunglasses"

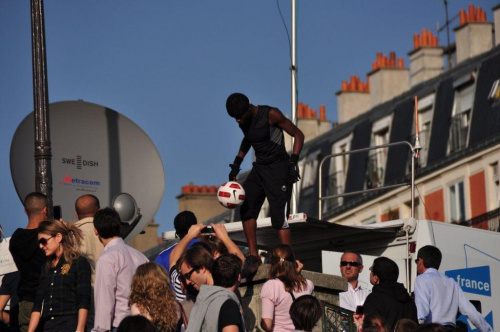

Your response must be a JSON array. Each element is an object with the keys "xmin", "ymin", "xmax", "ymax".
[
  {"xmin": 28, "ymin": 220, "xmax": 91, "ymax": 332},
  {"xmin": 129, "ymin": 262, "xmax": 180, "ymax": 332},
  {"xmin": 260, "ymin": 244, "xmax": 314, "ymax": 332}
]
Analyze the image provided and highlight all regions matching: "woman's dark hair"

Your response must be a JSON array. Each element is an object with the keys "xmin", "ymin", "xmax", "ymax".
[
  {"xmin": 117, "ymin": 315, "xmax": 158, "ymax": 332},
  {"xmin": 268, "ymin": 244, "xmax": 307, "ymax": 292},
  {"xmin": 394, "ymin": 318, "xmax": 418, "ymax": 332},
  {"xmin": 289, "ymin": 295, "xmax": 322, "ymax": 331},
  {"xmin": 198, "ymin": 235, "xmax": 228, "ymax": 257},
  {"xmin": 362, "ymin": 314, "xmax": 389, "ymax": 332}
]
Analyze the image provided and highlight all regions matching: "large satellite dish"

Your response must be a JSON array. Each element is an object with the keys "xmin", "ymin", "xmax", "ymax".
[{"xmin": 10, "ymin": 100, "xmax": 165, "ymax": 242}]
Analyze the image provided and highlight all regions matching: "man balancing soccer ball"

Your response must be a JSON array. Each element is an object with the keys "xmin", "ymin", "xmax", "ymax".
[{"xmin": 226, "ymin": 92, "xmax": 304, "ymax": 276}]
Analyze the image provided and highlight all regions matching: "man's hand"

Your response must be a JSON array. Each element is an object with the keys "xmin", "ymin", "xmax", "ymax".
[
  {"xmin": 287, "ymin": 154, "xmax": 301, "ymax": 184},
  {"xmin": 228, "ymin": 164, "xmax": 240, "ymax": 181},
  {"xmin": 295, "ymin": 260, "xmax": 304, "ymax": 274},
  {"xmin": 211, "ymin": 223, "xmax": 229, "ymax": 240},
  {"xmin": 186, "ymin": 224, "xmax": 206, "ymax": 240}
]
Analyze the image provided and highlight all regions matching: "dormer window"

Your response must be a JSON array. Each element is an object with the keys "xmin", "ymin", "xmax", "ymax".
[{"xmin": 367, "ymin": 116, "xmax": 392, "ymax": 188}]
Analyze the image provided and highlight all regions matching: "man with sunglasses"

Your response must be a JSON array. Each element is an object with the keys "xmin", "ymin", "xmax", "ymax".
[
  {"xmin": 9, "ymin": 192, "xmax": 48, "ymax": 332},
  {"xmin": 155, "ymin": 211, "xmax": 199, "ymax": 301},
  {"xmin": 338, "ymin": 251, "xmax": 370, "ymax": 312}
]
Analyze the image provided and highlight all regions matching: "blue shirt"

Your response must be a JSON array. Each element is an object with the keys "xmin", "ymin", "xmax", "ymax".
[
  {"xmin": 414, "ymin": 268, "xmax": 492, "ymax": 331},
  {"xmin": 155, "ymin": 238, "xmax": 199, "ymax": 301},
  {"xmin": 154, "ymin": 238, "xmax": 199, "ymax": 272}
]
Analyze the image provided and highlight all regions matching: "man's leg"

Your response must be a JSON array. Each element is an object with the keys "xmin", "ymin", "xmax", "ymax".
[
  {"xmin": 242, "ymin": 218, "xmax": 259, "ymax": 257},
  {"xmin": 18, "ymin": 301, "xmax": 34, "ymax": 332},
  {"xmin": 277, "ymin": 228, "xmax": 292, "ymax": 245}
]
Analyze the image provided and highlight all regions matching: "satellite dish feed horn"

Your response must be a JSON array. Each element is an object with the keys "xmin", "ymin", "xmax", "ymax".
[{"xmin": 113, "ymin": 193, "xmax": 142, "ymax": 239}]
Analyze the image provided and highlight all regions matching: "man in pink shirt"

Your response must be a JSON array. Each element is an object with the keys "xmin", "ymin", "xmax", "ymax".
[{"xmin": 92, "ymin": 208, "xmax": 148, "ymax": 332}]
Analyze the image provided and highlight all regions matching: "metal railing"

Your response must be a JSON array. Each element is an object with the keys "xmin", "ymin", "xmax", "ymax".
[
  {"xmin": 321, "ymin": 302, "xmax": 356, "ymax": 332},
  {"xmin": 318, "ymin": 141, "xmax": 417, "ymax": 220},
  {"xmin": 466, "ymin": 207, "xmax": 500, "ymax": 232}
]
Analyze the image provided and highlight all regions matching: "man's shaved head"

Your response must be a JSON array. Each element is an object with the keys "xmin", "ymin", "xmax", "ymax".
[
  {"xmin": 24, "ymin": 192, "xmax": 48, "ymax": 217},
  {"xmin": 75, "ymin": 194, "xmax": 100, "ymax": 219}
]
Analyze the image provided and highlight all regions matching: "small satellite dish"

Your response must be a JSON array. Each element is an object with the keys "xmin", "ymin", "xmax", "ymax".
[
  {"xmin": 113, "ymin": 193, "xmax": 139, "ymax": 225},
  {"xmin": 10, "ymin": 100, "xmax": 165, "ymax": 241}
]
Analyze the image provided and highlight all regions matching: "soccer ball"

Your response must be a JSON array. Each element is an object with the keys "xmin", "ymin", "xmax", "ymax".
[{"xmin": 217, "ymin": 181, "xmax": 245, "ymax": 209}]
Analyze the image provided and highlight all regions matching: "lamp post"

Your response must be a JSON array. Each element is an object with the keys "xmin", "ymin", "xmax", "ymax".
[{"xmin": 31, "ymin": 0, "xmax": 53, "ymax": 212}]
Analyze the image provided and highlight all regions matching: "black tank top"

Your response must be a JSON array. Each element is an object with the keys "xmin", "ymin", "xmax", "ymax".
[{"xmin": 239, "ymin": 106, "xmax": 288, "ymax": 164}]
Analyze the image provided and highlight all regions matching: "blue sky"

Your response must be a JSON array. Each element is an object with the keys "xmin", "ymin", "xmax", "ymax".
[{"xmin": 0, "ymin": 1, "xmax": 495, "ymax": 237}]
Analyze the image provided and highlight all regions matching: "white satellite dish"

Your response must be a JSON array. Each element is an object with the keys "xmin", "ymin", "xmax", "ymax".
[{"xmin": 10, "ymin": 100, "xmax": 165, "ymax": 241}]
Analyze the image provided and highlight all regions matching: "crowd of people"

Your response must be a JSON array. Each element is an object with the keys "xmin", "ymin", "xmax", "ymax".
[
  {"xmin": 0, "ymin": 94, "xmax": 493, "ymax": 331},
  {"xmin": 0, "ymin": 190, "xmax": 493, "ymax": 332}
]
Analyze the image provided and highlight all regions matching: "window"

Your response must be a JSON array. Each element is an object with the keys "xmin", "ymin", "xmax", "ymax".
[
  {"xmin": 301, "ymin": 151, "xmax": 320, "ymax": 189},
  {"xmin": 367, "ymin": 117, "xmax": 391, "ymax": 188},
  {"xmin": 413, "ymin": 94, "xmax": 435, "ymax": 167},
  {"xmin": 325, "ymin": 135, "xmax": 352, "ymax": 210},
  {"xmin": 489, "ymin": 162, "xmax": 500, "ymax": 210},
  {"xmin": 448, "ymin": 180, "xmax": 466, "ymax": 223},
  {"xmin": 449, "ymin": 77, "xmax": 476, "ymax": 154},
  {"xmin": 361, "ymin": 216, "xmax": 376, "ymax": 225}
]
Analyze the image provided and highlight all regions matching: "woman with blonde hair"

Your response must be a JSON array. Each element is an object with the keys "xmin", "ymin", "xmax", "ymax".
[
  {"xmin": 261, "ymin": 244, "xmax": 314, "ymax": 331},
  {"xmin": 28, "ymin": 219, "xmax": 91, "ymax": 332},
  {"xmin": 129, "ymin": 262, "xmax": 180, "ymax": 332}
]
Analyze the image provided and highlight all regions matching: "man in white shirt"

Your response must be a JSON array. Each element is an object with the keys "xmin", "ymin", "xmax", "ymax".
[
  {"xmin": 92, "ymin": 208, "xmax": 149, "ymax": 332},
  {"xmin": 414, "ymin": 245, "xmax": 492, "ymax": 331},
  {"xmin": 338, "ymin": 251, "xmax": 370, "ymax": 312}
]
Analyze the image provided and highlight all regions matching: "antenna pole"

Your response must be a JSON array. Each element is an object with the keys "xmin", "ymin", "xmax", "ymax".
[
  {"xmin": 31, "ymin": 0, "xmax": 53, "ymax": 212},
  {"xmin": 444, "ymin": 0, "xmax": 452, "ymax": 69},
  {"xmin": 291, "ymin": 0, "xmax": 298, "ymax": 215}
]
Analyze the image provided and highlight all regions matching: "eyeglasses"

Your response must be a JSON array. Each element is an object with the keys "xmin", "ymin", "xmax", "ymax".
[
  {"xmin": 182, "ymin": 267, "xmax": 198, "ymax": 281},
  {"xmin": 340, "ymin": 261, "xmax": 361, "ymax": 267},
  {"xmin": 38, "ymin": 236, "xmax": 54, "ymax": 246}
]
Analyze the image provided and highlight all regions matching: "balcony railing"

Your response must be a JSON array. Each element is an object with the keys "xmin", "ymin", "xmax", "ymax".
[
  {"xmin": 449, "ymin": 115, "xmax": 469, "ymax": 154},
  {"xmin": 465, "ymin": 207, "xmax": 500, "ymax": 232}
]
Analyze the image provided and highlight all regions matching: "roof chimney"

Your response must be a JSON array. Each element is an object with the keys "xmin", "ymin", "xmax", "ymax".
[
  {"xmin": 177, "ymin": 183, "xmax": 226, "ymax": 223},
  {"xmin": 494, "ymin": 4, "xmax": 500, "ymax": 46},
  {"xmin": 295, "ymin": 103, "xmax": 331, "ymax": 142},
  {"xmin": 367, "ymin": 51, "xmax": 409, "ymax": 107},
  {"xmin": 408, "ymin": 29, "xmax": 444, "ymax": 86},
  {"xmin": 454, "ymin": 5, "xmax": 493, "ymax": 64},
  {"xmin": 335, "ymin": 75, "xmax": 370, "ymax": 124}
]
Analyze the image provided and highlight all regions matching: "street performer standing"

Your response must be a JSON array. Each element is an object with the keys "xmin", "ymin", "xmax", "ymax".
[{"xmin": 226, "ymin": 92, "xmax": 304, "ymax": 275}]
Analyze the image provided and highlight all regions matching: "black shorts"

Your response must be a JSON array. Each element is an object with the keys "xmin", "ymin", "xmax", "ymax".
[{"xmin": 240, "ymin": 159, "xmax": 292, "ymax": 229}]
